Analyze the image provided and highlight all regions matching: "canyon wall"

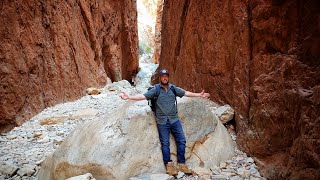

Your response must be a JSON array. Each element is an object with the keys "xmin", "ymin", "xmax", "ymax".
[
  {"xmin": 159, "ymin": 0, "xmax": 320, "ymax": 179},
  {"xmin": 0, "ymin": 0, "xmax": 139, "ymax": 132}
]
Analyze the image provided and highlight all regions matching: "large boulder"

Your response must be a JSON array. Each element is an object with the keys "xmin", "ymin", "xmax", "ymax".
[{"xmin": 38, "ymin": 97, "xmax": 235, "ymax": 179}]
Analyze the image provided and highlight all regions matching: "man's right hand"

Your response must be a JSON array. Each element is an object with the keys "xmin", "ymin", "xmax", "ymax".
[{"xmin": 120, "ymin": 92, "xmax": 129, "ymax": 100}]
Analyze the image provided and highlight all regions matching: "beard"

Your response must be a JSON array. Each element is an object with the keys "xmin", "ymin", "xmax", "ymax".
[{"xmin": 161, "ymin": 80, "xmax": 169, "ymax": 85}]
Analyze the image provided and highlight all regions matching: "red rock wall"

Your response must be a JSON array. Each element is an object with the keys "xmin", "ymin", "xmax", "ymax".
[
  {"xmin": 0, "ymin": 0, "xmax": 138, "ymax": 132},
  {"xmin": 153, "ymin": 0, "xmax": 164, "ymax": 64},
  {"xmin": 159, "ymin": 0, "xmax": 320, "ymax": 179}
]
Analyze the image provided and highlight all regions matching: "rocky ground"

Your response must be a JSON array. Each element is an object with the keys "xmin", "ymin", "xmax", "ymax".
[{"xmin": 0, "ymin": 62, "xmax": 266, "ymax": 180}]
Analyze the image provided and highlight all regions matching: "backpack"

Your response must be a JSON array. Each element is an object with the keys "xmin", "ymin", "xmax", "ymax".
[{"xmin": 148, "ymin": 84, "xmax": 177, "ymax": 113}]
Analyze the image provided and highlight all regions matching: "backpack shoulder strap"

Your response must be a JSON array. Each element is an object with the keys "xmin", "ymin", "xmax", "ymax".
[
  {"xmin": 170, "ymin": 85, "xmax": 177, "ymax": 96},
  {"xmin": 155, "ymin": 84, "xmax": 161, "ymax": 97},
  {"xmin": 170, "ymin": 85, "xmax": 178, "ymax": 113}
]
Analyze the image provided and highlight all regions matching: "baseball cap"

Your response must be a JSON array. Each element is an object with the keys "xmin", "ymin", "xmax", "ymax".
[{"xmin": 159, "ymin": 69, "xmax": 169, "ymax": 76}]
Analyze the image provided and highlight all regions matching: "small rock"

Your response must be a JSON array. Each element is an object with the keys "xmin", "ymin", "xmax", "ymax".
[
  {"xmin": 86, "ymin": 88, "xmax": 101, "ymax": 95},
  {"xmin": 66, "ymin": 173, "xmax": 96, "ymax": 180},
  {"xmin": 71, "ymin": 108, "xmax": 99, "ymax": 120},
  {"xmin": 39, "ymin": 117, "xmax": 67, "ymax": 125},
  {"xmin": 176, "ymin": 171, "xmax": 184, "ymax": 178},
  {"xmin": 250, "ymin": 177, "xmax": 261, "ymax": 180},
  {"xmin": 17, "ymin": 164, "xmax": 35, "ymax": 176},
  {"xmin": 12, "ymin": 175, "xmax": 22, "ymax": 180},
  {"xmin": 36, "ymin": 159, "xmax": 45, "ymax": 165},
  {"xmin": 0, "ymin": 163, "xmax": 19, "ymax": 177},
  {"xmin": 7, "ymin": 135, "xmax": 18, "ymax": 140},
  {"xmin": 214, "ymin": 105, "xmax": 234, "ymax": 123},
  {"xmin": 219, "ymin": 162, "xmax": 227, "ymax": 169},
  {"xmin": 193, "ymin": 167, "xmax": 211, "ymax": 176},
  {"xmin": 246, "ymin": 157, "xmax": 254, "ymax": 163},
  {"xmin": 230, "ymin": 176, "xmax": 241, "ymax": 180},
  {"xmin": 237, "ymin": 167, "xmax": 244, "ymax": 175},
  {"xmin": 252, "ymin": 171, "xmax": 261, "ymax": 177},
  {"xmin": 53, "ymin": 136, "xmax": 64, "ymax": 144},
  {"xmin": 249, "ymin": 167, "xmax": 258, "ymax": 174},
  {"xmin": 33, "ymin": 132, "xmax": 42, "ymax": 138},
  {"xmin": 236, "ymin": 156, "xmax": 244, "ymax": 161},
  {"xmin": 56, "ymin": 131, "xmax": 64, "ymax": 136},
  {"xmin": 211, "ymin": 174, "xmax": 226, "ymax": 179},
  {"xmin": 149, "ymin": 173, "xmax": 171, "ymax": 180}
]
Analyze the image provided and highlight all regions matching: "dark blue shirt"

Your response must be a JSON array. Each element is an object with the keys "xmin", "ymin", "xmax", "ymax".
[{"xmin": 144, "ymin": 83, "xmax": 186, "ymax": 124}]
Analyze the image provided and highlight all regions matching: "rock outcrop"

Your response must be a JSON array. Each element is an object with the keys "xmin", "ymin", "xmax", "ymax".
[
  {"xmin": 159, "ymin": 0, "xmax": 320, "ymax": 179},
  {"xmin": 0, "ymin": 0, "xmax": 139, "ymax": 132},
  {"xmin": 38, "ymin": 97, "xmax": 235, "ymax": 179}
]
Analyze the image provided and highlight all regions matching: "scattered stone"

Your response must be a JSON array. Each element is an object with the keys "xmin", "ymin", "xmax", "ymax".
[
  {"xmin": 86, "ymin": 88, "xmax": 101, "ymax": 95},
  {"xmin": 176, "ymin": 171, "xmax": 185, "ymax": 178},
  {"xmin": 230, "ymin": 175, "xmax": 241, "ymax": 180},
  {"xmin": 11, "ymin": 175, "xmax": 22, "ymax": 180},
  {"xmin": 36, "ymin": 159, "xmax": 44, "ymax": 165},
  {"xmin": 193, "ymin": 166, "xmax": 212, "ymax": 176},
  {"xmin": 0, "ymin": 163, "xmax": 19, "ymax": 177},
  {"xmin": 71, "ymin": 108, "xmax": 99, "ymax": 119},
  {"xmin": 66, "ymin": 173, "xmax": 96, "ymax": 180},
  {"xmin": 39, "ymin": 117, "xmax": 67, "ymax": 125},
  {"xmin": 247, "ymin": 157, "xmax": 254, "ymax": 163},
  {"xmin": 219, "ymin": 162, "xmax": 227, "ymax": 169},
  {"xmin": 149, "ymin": 173, "xmax": 171, "ymax": 180},
  {"xmin": 213, "ymin": 105, "xmax": 234, "ymax": 124},
  {"xmin": 56, "ymin": 131, "xmax": 64, "ymax": 136},
  {"xmin": 33, "ymin": 132, "xmax": 42, "ymax": 138},
  {"xmin": 7, "ymin": 134, "xmax": 18, "ymax": 140},
  {"xmin": 211, "ymin": 174, "xmax": 226, "ymax": 179},
  {"xmin": 17, "ymin": 164, "xmax": 35, "ymax": 176}
]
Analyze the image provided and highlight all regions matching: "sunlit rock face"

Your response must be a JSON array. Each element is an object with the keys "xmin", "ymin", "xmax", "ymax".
[
  {"xmin": 0, "ymin": 0, "xmax": 138, "ymax": 132},
  {"xmin": 137, "ymin": 0, "xmax": 158, "ymax": 60},
  {"xmin": 159, "ymin": 0, "xmax": 320, "ymax": 179}
]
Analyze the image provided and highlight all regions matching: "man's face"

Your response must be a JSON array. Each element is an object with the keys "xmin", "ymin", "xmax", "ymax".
[{"xmin": 160, "ymin": 74, "xmax": 169, "ymax": 85}]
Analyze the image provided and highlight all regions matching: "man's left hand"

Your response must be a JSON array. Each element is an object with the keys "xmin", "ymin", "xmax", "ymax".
[{"xmin": 200, "ymin": 90, "xmax": 210, "ymax": 98}]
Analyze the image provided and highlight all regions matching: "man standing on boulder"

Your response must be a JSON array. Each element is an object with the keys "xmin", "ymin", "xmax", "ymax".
[{"xmin": 120, "ymin": 69, "xmax": 210, "ymax": 176}]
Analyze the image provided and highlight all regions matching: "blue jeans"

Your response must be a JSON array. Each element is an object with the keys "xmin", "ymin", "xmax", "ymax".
[{"xmin": 157, "ymin": 120, "xmax": 186, "ymax": 165}]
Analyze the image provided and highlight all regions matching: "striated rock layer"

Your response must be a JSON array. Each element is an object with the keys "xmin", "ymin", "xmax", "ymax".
[
  {"xmin": 0, "ymin": 0, "xmax": 139, "ymax": 132},
  {"xmin": 159, "ymin": 0, "xmax": 320, "ymax": 179}
]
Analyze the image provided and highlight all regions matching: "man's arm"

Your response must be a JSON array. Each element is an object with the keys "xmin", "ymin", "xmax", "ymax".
[
  {"xmin": 184, "ymin": 90, "xmax": 210, "ymax": 98},
  {"xmin": 120, "ymin": 92, "xmax": 146, "ymax": 100}
]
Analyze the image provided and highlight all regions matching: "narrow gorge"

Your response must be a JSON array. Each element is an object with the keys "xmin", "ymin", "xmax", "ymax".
[{"xmin": 0, "ymin": 0, "xmax": 319, "ymax": 179}]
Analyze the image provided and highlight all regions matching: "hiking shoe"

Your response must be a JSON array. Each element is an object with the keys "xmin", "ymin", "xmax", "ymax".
[
  {"xmin": 166, "ymin": 162, "xmax": 178, "ymax": 176},
  {"xmin": 178, "ymin": 163, "xmax": 193, "ymax": 174}
]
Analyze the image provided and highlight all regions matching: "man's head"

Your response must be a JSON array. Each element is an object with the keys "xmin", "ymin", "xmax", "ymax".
[{"xmin": 159, "ymin": 69, "xmax": 169, "ymax": 85}]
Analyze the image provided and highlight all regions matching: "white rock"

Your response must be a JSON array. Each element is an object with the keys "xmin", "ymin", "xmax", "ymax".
[
  {"xmin": 193, "ymin": 167, "xmax": 212, "ymax": 176},
  {"xmin": 230, "ymin": 176, "xmax": 241, "ymax": 180},
  {"xmin": 66, "ymin": 173, "xmax": 96, "ymax": 180},
  {"xmin": 246, "ymin": 157, "xmax": 254, "ymax": 163},
  {"xmin": 0, "ymin": 163, "xmax": 19, "ymax": 177},
  {"xmin": 176, "ymin": 171, "xmax": 185, "ymax": 178},
  {"xmin": 33, "ymin": 132, "xmax": 42, "ymax": 138},
  {"xmin": 149, "ymin": 173, "xmax": 171, "ymax": 180},
  {"xmin": 71, "ymin": 108, "xmax": 99, "ymax": 119},
  {"xmin": 213, "ymin": 105, "xmax": 234, "ymax": 124},
  {"xmin": 219, "ymin": 162, "xmax": 227, "ymax": 169},
  {"xmin": 7, "ymin": 135, "xmax": 18, "ymax": 140},
  {"xmin": 211, "ymin": 174, "xmax": 226, "ymax": 179},
  {"xmin": 56, "ymin": 131, "xmax": 64, "ymax": 136},
  {"xmin": 17, "ymin": 164, "xmax": 35, "ymax": 176}
]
